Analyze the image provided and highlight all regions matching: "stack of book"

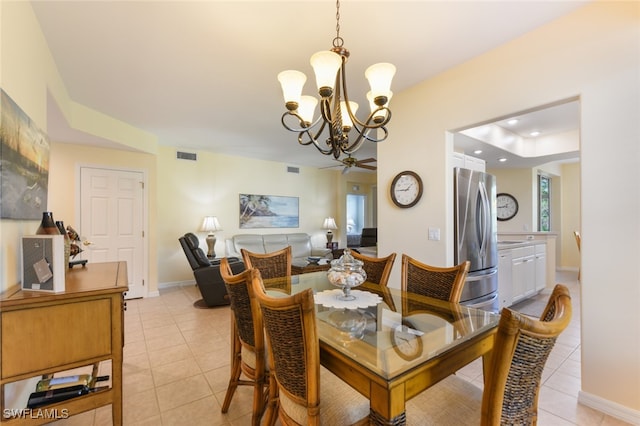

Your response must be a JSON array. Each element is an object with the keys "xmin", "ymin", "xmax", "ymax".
[{"xmin": 27, "ymin": 374, "xmax": 109, "ymax": 409}]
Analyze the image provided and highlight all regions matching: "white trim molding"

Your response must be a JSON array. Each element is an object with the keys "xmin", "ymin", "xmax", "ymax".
[{"xmin": 578, "ymin": 391, "xmax": 640, "ymax": 425}]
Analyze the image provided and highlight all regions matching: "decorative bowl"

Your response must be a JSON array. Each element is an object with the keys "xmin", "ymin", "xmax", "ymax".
[
  {"xmin": 327, "ymin": 248, "xmax": 367, "ymax": 301},
  {"xmin": 307, "ymin": 256, "xmax": 322, "ymax": 264}
]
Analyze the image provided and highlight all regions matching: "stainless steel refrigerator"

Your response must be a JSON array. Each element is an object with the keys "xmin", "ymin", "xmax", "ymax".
[{"xmin": 454, "ymin": 167, "xmax": 499, "ymax": 312}]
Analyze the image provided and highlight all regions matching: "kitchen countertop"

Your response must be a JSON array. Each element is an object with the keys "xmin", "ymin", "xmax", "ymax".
[
  {"xmin": 497, "ymin": 240, "xmax": 540, "ymax": 250},
  {"xmin": 497, "ymin": 232, "xmax": 557, "ymax": 250}
]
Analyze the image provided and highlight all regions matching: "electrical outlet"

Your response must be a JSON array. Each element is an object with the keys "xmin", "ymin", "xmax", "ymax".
[{"xmin": 428, "ymin": 227, "xmax": 441, "ymax": 241}]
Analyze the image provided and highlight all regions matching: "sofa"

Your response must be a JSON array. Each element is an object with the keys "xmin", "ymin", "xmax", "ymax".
[
  {"xmin": 179, "ymin": 233, "xmax": 245, "ymax": 308},
  {"xmin": 225, "ymin": 233, "xmax": 332, "ymax": 267}
]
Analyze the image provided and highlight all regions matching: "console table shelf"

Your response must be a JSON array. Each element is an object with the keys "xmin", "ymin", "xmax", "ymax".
[{"xmin": 0, "ymin": 261, "xmax": 128, "ymax": 425}]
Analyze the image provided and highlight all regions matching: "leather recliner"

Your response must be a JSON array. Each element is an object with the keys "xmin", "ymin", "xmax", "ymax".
[{"xmin": 179, "ymin": 233, "xmax": 245, "ymax": 308}]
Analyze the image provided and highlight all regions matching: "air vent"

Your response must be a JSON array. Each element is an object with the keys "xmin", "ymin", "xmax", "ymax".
[
  {"xmin": 176, "ymin": 151, "xmax": 197, "ymax": 161},
  {"xmin": 287, "ymin": 166, "xmax": 300, "ymax": 174}
]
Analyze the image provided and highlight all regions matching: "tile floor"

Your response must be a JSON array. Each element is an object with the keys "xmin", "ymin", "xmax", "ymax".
[{"xmin": 52, "ymin": 270, "xmax": 632, "ymax": 425}]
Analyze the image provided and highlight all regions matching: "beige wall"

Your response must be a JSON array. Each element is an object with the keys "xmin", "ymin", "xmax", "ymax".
[
  {"xmin": 49, "ymin": 142, "xmax": 158, "ymax": 292},
  {"xmin": 380, "ymin": 1, "xmax": 639, "ymax": 418},
  {"xmin": 157, "ymin": 146, "xmax": 373, "ymax": 286},
  {"xmin": 489, "ymin": 168, "xmax": 536, "ymax": 233},
  {"xmin": 1, "ymin": 0, "xmax": 638, "ymax": 421},
  {"xmin": 560, "ymin": 162, "xmax": 580, "ymax": 270}
]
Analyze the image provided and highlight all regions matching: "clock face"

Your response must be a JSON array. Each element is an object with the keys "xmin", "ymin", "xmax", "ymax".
[
  {"xmin": 497, "ymin": 193, "xmax": 519, "ymax": 221},
  {"xmin": 391, "ymin": 323, "xmax": 423, "ymax": 360},
  {"xmin": 391, "ymin": 171, "xmax": 423, "ymax": 208}
]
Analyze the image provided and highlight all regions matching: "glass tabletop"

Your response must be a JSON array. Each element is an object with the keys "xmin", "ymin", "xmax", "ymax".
[{"xmin": 261, "ymin": 271, "xmax": 500, "ymax": 380}]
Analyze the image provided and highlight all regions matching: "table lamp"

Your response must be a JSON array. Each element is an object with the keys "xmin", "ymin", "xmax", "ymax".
[
  {"xmin": 200, "ymin": 216, "xmax": 222, "ymax": 258},
  {"xmin": 323, "ymin": 217, "xmax": 338, "ymax": 244}
]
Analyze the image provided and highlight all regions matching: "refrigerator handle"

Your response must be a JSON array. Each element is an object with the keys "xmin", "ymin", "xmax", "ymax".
[{"xmin": 478, "ymin": 181, "xmax": 491, "ymax": 255}]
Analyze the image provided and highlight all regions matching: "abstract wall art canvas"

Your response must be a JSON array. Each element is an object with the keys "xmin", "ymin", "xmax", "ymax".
[{"xmin": 0, "ymin": 90, "xmax": 50, "ymax": 219}]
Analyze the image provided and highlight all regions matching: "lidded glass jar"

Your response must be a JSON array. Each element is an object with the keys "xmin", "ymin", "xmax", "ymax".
[{"xmin": 327, "ymin": 248, "xmax": 367, "ymax": 301}]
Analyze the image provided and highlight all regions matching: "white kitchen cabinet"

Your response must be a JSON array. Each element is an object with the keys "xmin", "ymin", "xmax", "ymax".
[
  {"xmin": 452, "ymin": 153, "xmax": 486, "ymax": 172},
  {"xmin": 535, "ymin": 244, "xmax": 547, "ymax": 292},
  {"xmin": 498, "ymin": 249, "xmax": 513, "ymax": 309},
  {"xmin": 452, "ymin": 152, "xmax": 466, "ymax": 169},
  {"xmin": 465, "ymin": 155, "xmax": 486, "ymax": 172},
  {"xmin": 498, "ymin": 241, "xmax": 548, "ymax": 308},
  {"xmin": 511, "ymin": 246, "xmax": 536, "ymax": 304}
]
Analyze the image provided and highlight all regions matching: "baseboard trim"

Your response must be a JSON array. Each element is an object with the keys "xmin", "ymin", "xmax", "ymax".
[
  {"xmin": 158, "ymin": 280, "xmax": 195, "ymax": 289},
  {"xmin": 578, "ymin": 390, "xmax": 640, "ymax": 424}
]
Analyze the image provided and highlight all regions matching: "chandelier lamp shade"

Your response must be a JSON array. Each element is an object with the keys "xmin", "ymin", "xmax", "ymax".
[
  {"xmin": 200, "ymin": 216, "xmax": 222, "ymax": 259},
  {"xmin": 323, "ymin": 217, "xmax": 338, "ymax": 244},
  {"xmin": 277, "ymin": 0, "xmax": 395, "ymax": 160}
]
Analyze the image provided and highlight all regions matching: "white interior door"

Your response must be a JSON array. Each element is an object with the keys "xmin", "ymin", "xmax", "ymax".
[{"xmin": 80, "ymin": 167, "xmax": 146, "ymax": 299}]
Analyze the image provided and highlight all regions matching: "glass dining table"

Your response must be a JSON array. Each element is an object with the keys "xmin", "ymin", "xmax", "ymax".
[{"xmin": 261, "ymin": 271, "xmax": 500, "ymax": 425}]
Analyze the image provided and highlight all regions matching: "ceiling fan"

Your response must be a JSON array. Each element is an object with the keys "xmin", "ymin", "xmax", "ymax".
[{"xmin": 322, "ymin": 156, "xmax": 377, "ymax": 174}]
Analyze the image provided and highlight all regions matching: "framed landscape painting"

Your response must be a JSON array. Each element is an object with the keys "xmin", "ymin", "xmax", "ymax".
[{"xmin": 239, "ymin": 194, "xmax": 299, "ymax": 229}]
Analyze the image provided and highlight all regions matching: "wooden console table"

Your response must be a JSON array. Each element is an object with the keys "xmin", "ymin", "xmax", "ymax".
[{"xmin": 0, "ymin": 261, "xmax": 128, "ymax": 425}]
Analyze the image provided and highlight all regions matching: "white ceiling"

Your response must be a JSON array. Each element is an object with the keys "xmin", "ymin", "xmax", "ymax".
[
  {"xmin": 453, "ymin": 99, "xmax": 580, "ymax": 169},
  {"xmin": 31, "ymin": 0, "xmax": 587, "ymax": 170}
]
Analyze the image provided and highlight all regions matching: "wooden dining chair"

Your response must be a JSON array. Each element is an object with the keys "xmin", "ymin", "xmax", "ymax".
[
  {"xmin": 401, "ymin": 254, "xmax": 470, "ymax": 303},
  {"xmin": 405, "ymin": 284, "xmax": 573, "ymax": 425},
  {"xmin": 241, "ymin": 246, "xmax": 292, "ymax": 279},
  {"xmin": 350, "ymin": 250, "xmax": 396, "ymax": 288},
  {"xmin": 351, "ymin": 250, "xmax": 398, "ymax": 311},
  {"xmin": 248, "ymin": 269, "xmax": 370, "ymax": 426},
  {"xmin": 219, "ymin": 258, "xmax": 269, "ymax": 426}
]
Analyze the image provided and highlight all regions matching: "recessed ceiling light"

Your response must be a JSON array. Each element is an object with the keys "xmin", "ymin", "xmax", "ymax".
[
  {"xmin": 473, "ymin": 149, "xmax": 482, "ymax": 155},
  {"xmin": 498, "ymin": 157, "xmax": 507, "ymax": 162},
  {"xmin": 507, "ymin": 119, "xmax": 519, "ymax": 125},
  {"xmin": 530, "ymin": 131, "xmax": 541, "ymax": 137}
]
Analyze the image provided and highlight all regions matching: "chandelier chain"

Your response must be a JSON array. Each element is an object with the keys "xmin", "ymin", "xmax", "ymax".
[{"xmin": 333, "ymin": 0, "xmax": 343, "ymax": 48}]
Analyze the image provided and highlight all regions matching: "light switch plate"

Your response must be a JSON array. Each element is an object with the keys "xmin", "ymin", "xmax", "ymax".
[{"xmin": 428, "ymin": 227, "xmax": 441, "ymax": 241}]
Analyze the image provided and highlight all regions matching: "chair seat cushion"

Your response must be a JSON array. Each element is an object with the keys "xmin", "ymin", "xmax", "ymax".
[{"xmin": 278, "ymin": 366, "xmax": 369, "ymax": 425}]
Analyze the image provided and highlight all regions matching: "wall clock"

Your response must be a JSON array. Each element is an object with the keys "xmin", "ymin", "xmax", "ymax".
[
  {"xmin": 496, "ymin": 193, "xmax": 519, "ymax": 221},
  {"xmin": 390, "ymin": 171, "xmax": 423, "ymax": 208},
  {"xmin": 391, "ymin": 323, "xmax": 424, "ymax": 361}
]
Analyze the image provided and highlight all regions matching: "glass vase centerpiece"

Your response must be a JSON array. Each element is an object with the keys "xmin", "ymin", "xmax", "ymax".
[{"xmin": 327, "ymin": 248, "xmax": 367, "ymax": 301}]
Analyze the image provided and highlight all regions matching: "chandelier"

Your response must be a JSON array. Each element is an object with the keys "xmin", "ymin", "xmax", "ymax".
[{"xmin": 277, "ymin": 0, "xmax": 395, "ymax": 160}]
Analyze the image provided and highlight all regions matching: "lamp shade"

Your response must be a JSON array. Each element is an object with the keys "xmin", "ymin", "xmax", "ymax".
[
  {"xmin": 365, "ymin": 62, "xmax": 396, "ymax": 101},
  {"xmin": 200, "ymin": 216, "xmax": 222, "ymax": 233},
  {"xmin": 310, "ymin": 51, "xmax": 342, "ymax": 94},
  {"xmin": 278, "ymin": 70, "xmax": 307, "ymax": 105},
  {"xmin": 298, "ymin": 96, "xmax": 318, "ymax": 124},
  {"xmin": 323, "ymin": 217, "xmax": 338, "ymax": 230},
  {"xmin": 340, "ymin": 101, "xmax": 358, "ymax": 130}
]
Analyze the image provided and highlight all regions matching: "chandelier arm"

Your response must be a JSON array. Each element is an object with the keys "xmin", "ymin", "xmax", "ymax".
[
  {"xmin": 281, "ymin": 111, "xmax": 336, "ymax": 155},
  {"xmin": 298, "ymin": 122, "xmax": 336, "ymax": 156},
  {"xmin": 281, "ymin": 111, "xmax": 323, "ymax": 134},
  {"xmin": 348, "ymin": 108, "xmax": 392, "ymax": 144},
  {"xmin": 338, "ymin": 63, "xmax": 391, "ymax": 135}
]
